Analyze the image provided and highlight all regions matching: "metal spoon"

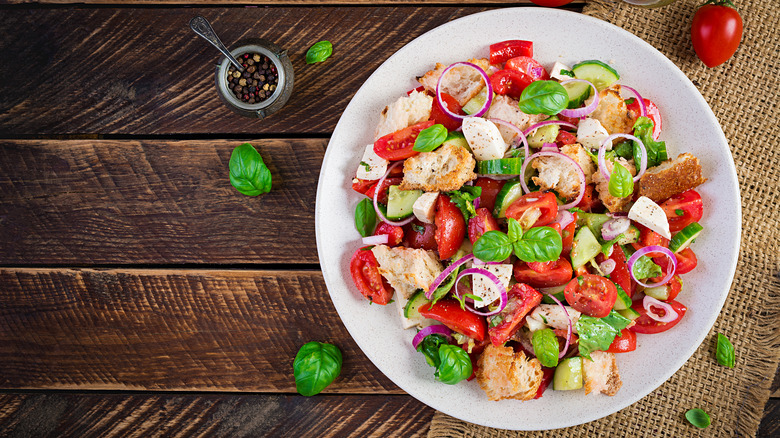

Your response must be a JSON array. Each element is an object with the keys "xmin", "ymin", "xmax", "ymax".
[{"xmin": 189, "ymin": 16, "xmax": 244, "ymax": 72}]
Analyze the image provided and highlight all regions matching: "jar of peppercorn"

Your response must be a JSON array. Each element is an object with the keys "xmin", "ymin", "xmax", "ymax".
[{"xmin": 215, "ymin": 38, "xmax": 294, "ymax": 119}]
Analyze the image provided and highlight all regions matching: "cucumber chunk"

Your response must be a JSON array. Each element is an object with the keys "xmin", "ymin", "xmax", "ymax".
[
  {"xmin": 442, "ymin": 131, "xmax": 470, "ymax": 152},
  {"xmin": 386, "ymin": 185, "xmax": 422, "ymax": 220},
  {"xmin": 570, "ymin": 226, "xmax": 601, "ymax": 269},
  {"xmin": 553, "ymin": 357, "xmax": 583, "ymax": 391},
  {"xmin": 528, "ymin": 117, "xmax": 560, "ymax": 148},
  {"xmin": 618, "ymin": 307, "xmax": 641, "ymax": 321},
  {"xmin": 493, "ymin": 180, "xmax": 524, "ymax": 218},
  {"xmin": 404, "ymin": 290, "xmax": 431, "ymax": 321},
  {"xmin": 644, "ymin": 284, "xmax": 671, "ymax": 301},
  {"xmin": 669, "ymin": 222, "xmax": 703, "ymax": 253},
  {"xmin": 616, "ymin": 225, "xmax": 640, "ymax": 245},
  {"xmin": 462, "ymin": 88, "xmax": 491, "ymax": 115},
  {"xmin": 572, "ymin": 60, "xmax": 620, "ymax": 92},
  {"xmin": 477, "ymin": 158, "xmax": 524, "ymax": 175},
  {"xmin": 613, "ymin": 283, "xmax": 632, "ymax": 311},
  {"xmin": 563, "ymin": 81, "xmax": 592, "ymax": 109},
  {"xmin": 576, "ymin": 212, "xmax": 611, "ymax": 240}
]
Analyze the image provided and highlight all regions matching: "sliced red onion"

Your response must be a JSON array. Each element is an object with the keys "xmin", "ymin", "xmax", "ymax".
[
  {"xmin": 597, "ymin": 133, "xmax": 648, "ymax": 183},
  {"xmin": 642, "ymin": 296, "xmax": 679, "ymax": 323},
  {"xmin": 373, "ymin": 161, "xmax": 415, "ymax": 227},
  {"xmin": 472, "ymin": 258, "xmax": 503, "ymax": 266},
  {"xmin": 436, "ymin": 62, "xmax": 493, "ymax": 119},
  {"xmin": 426, "ymin": 254, "xmax": 474, "ymax": 299},
  {"xmin": 489, "ymin": 117, "xmax": 529, "ymax": 159},
  {"xmin": 412, "ymin": 324, "xmax": 453, "ymax": 349},
  {"xmin": 540, "ymin": 142, "xmax": 558, "ymax": 152},
  {"xmin": 601, "ymin": 217, "xmax": 630, "ymax": 241},
  {"xmin": 552, "ymin": 210, "xmax": 575, "ymax": 230},
  {"xmin": 599, "ymin": 259, "xmax": 616, "ymax": 276},
  {"xmin": 519, "ymin": 151, "xmax": 586, "ymax": 210},
  {"xmin": 453, "ymin": 268, "xmax": 507, "ymax": 316},
  {"xmin": 559, "ymin": 79, "xmax": 599, "ymax": 118},
  {"xmin": 622, "ymin": 85, "xmax": 646, "ymax": 119},
  {"xmin": 473, "ymin": 197, "xmax": 481, "ymax": 209},
  {"xmin": 361, "ymin": 234, "xmax": 388, "ymax": 246},
  {"xmin": 627, "ymin": 245, "xmax": 677, "ymax": 288},
  {"xmin": 541, "ymin": 291, "xmax": 572, "ymax": 359},
  {"xmin": 606, "ymin": 212, "xmax": 628, "ymax": 218},
  {"xmin": 522, "ymin": 120, "xmax": 578, "ymax": 137}
]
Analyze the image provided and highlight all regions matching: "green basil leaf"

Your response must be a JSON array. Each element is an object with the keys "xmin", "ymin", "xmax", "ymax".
[
  {"xmin": 632, "ymin": 255, "xmax": 663, "ymax": 279},
  {"xmin": 447, "ymin": 186, "xmax": 482, "ymax": 220},
  {"xmin": 715, "ymin": 333, "xmax": 735, "ymax": 368},
  {"xmin": 601, "ymin": 309, "xmax": 631, "ymax": 332},
  {"xmin": 507, "ymin": 218, "xmax": 523, "ymax": 242},
  {"xmin": 229, "ymin": 143, "xmax": 272, "ymax": 196},
  {"xmin": 576, "ymin": 315, "xmax": 620, "ymax": 359},
  {"xmin": 473, "ymin": 230, "xmax": 513, "ymax": 262},
  {"xmin": 413, "ymin": 124, "xmax": 448, "ymax": 152},
  {"xmin": 608, "ymin": 162, "xmax": 634, "ymax": 198},
  {"xmin": 532, "ymin": 328, "xmax": 560, "ymax": 367},
  {"xmin": 613, "ymin": 141, "xmax": 634, "ymax": 160},
  {"xmin": 293, "ymin": 341, "xmax": 342, "ymax": 396},
  {"xmin": 517, "ymin": 80, "xmax": 569, "ymax": 116},
  {"xmin": 685, "ymin": 408, "xmax": 711, "ymax": 429},
  {"xmin": 431, "ymin": 265, "xmax": 462, "ymax": 304},
  {"xmin": 513, "ymin": 226, "xmax": 563, "ymax": 262},
  {"xmin": 435, "ymin": 344, "xmax": 472, "ymax": 385},
  {"xmin": 632, "ymin": 116, "xmax": 667, "ymax": 168},
  {"xmin": 305, "ymin": 41, "xmax": 333, "ymax": 64},
  {"xmin": 354, "ymin": 198, "xmax": 377, "ymax": 237},
  {"xmin": 416, "ymin": 334, "xmax": 448, "ymax": 368}
]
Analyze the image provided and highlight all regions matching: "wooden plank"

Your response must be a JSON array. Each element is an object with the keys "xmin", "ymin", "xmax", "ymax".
[
  {"xmin": 6, "ymin": 0, "xmax": 580, "ymax": 4},
  {"xmin": 0, "ymin": 268, "xmax": 403, "ymax": 393},
  {"xmin": 0, "ymin": 6, "xmax": 493, "ymax": 136},
  {"xmin": 759, "ymin": 398, "xmax": 780, "ymax": 438},
  {"xmin": 0, "ymin": 139, "xmax": 323, "ymax": 265},
  {"xmin": 0, "ymin": 393, "xmax": 434, "ymax": 437}
]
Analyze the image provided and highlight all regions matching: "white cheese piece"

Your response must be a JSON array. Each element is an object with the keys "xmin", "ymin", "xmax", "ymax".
[
  {"xmin": 412, "ymin": 192, "xmax": 439, "ymax": 224},
  {"xmin": 525, "ymin": 314, "xmax": 547, "ymax": 332},
  {"xmin": 395, "ymin": 293, "xmax": 419, "ymax": 330},
  {"xmin": 628, "ymin": 196, "xmax": 672, "ymax": 240},
  {"xmin": 549, "ymin": 61, "xmax": 573, "ymax": 82},
  {"xmin": 356, "ymin": 144, "xmax": 388, "ymax": 180},
  {"xmin": 461, "ymin": 117, "xmax": 508, "ymax": 161},
  {"xmin": 528, "ymin": 304, "xmax": 581, "ymax": 333},
  {"xmin": 471, "ymin": 264, "xmax": 512, "ymax": 308},
  {"xmin": 577, "ymin": 118, "xmax": 611, "ymax": 151}
]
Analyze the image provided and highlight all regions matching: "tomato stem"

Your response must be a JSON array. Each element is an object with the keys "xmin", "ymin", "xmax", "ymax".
[{"xmin": 701, "ymin": 0, "xmax": 736, "ymax": 8}]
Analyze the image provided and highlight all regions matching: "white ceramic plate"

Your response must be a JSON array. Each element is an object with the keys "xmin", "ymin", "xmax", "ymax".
[{"xmin": 315, "ymin": 7, "xmax": 740, "ymax": 430}]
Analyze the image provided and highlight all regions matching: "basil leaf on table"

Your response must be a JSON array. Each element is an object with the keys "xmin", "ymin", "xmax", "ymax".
[
  {"xmin": 229, "ymin": 143, "xmax": 272, "ymax": 196},
  {"xmin": 513, "ymin": 226, "xmax": 562, "ymax": 263},
  {"xmin": 715, "ymin": 333, "xmax": 736, "ymax": 368},
  {"xmin": 473, "ymin": 230, "xmax": 513, "ymax": 262},
  {"xmin": 685, "ymin": 408, "xmax": 711, "ymax": 429},
  {"xmin": 632, "ymin": 255, "xmax": 663, "ymax": 279},
  {"xmin": 413, "ymin": 124, "xmax": 448, "ymax": 152},
  {"xmin": 416, "ymin": 334, "xmax": 449, "ymax": 368},
  {"xmin": 532, "ymin": 328, "xmax": 559, "ymax": 367},
  {"xmin": 436, "ymin": 344, "xmax": 473, "ymax": 385},
  {"xmin": 354, "ymin": 198, "xmax": 377, "ymax": 237},
  {"xmin": 608, "ymin": 161, "xmax": 634, "ymax": 198},
  {"xmin": 632, "ymin": 116, "xmax": 667, "ymax": 168},
  {"xmin": 293, "ymin": 341, "xmax": 342, "ymax": 396},
  {"xmin": 517, "ymin": 80, "xmax": 569, "ymax": 116},
  {"xmin": 306, "ymin": 41, "xmax": 333, "ymax": 64}
]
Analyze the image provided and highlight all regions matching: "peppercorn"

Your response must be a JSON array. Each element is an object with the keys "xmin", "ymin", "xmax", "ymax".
[
  {"xmin": 247, "ymin": 65, "xmax": 257, "ymax": 73},
  {"xmin": 225, "ymin": 51, "xmax": 279, "ymax": 104},
  {"xmin": 239, "ymin": 78, "xmax": 247, "ymax": 86},
  {"xmin": 253, "ymin": 54, "xmax": 261, "ymax": 62}
]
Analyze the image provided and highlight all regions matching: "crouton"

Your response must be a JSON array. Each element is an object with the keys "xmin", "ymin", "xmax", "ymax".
[
  {"xmin": 418, "ymin": 58, "xmax": 491, "ymax": 106},
  {"xmin": 371, "ymin": 245, "xmax": 443, "ymax": 300},
  {"xmin": 485, "ymin": 95, "xmax": 546, "ymax": 145},
  {"xmin": 374, "ymin": 90, "xmax": 433, "ymax": 141},
  {"xmin": 531, "ymin": 143, "xmax": 594, "ymax": 200},
  {"xmin": 400, "ymin": 143, "xmax": 477, "ymax": 192},
  {"xmin": 638, "ymin": 153, "xmax": 707, "ymax": 203},
  {"xmin": 526, "ymin": 304, "xmax": 582, "ymax": 333},
  {"xmin": 476, "ymin": 344, "xmax": 543, "ymax": 401},
  {"xmin": 583, "ymin": 351, "xmax": 622, "ymax": 396},
  {"xmin": 593, "ymin": 157, "xmax": 636, "ymax": 213},
  {"xmin": 589, "ymin": 85, "xmax": 637, "ymax": 135}
]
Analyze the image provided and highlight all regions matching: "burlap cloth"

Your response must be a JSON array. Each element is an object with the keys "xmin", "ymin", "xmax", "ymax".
[{"xmin": 429, "ymin": 1, "xmax": 780, "ymax": 436}]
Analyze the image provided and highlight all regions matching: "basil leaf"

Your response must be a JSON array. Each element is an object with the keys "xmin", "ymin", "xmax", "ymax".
[
  {"xmin": 601, "ymin": 309, "xmax": 631, "ymax": 332},
  {"xmin": 436, "ymin": 344, "xmax": 473, "ymax": 385},
  {"xmin": 473, "ymin": 230, "xmax": 513, "ymax": 262},
  {"xmin": 507, "ymin": 218, "xmax": 523, "ymax": 242},
  {"xmin": 685, "ymin": 408, "xmax": 711, "ymax": 429},
  {"xmin": 632, "ymin": 116, "xmax": 667, "ymax": 168},
  {"xmin": 447, "ymin": 186, "xmax": 482, "ymax": 220},
  {"xmin": 513, "ymin": 226, "xmax": 563, "ymax": 263},
  {"xmin": 532, "ymin": 328, "xmax": 560, "ymax": 367},
  {"xmin": 517, "ymin": 80, "xmax": 569, "ymax": 116},
  {"xmin": 413, "ymin": 124, "xmax": 448, "ymax": 152},
  {"xmin": 632, "ymin": 255, "xmax": 662, "ymax": 279},
  {"xmin": 613, "ymin": 140, "xmax": 634, "ymax": 160},
  {"xmin": 229, "ymin": 143, "xmax": 272, "ymax": 196},
  {"xmin": 293, "ymin": 341, "xmax": 342, "ymax": 396},
  {"xmin": 575, "ymin": 311, "xmax": 630, "ymax": 358},
  {"xmin": 354, "ymin": 198, "xmax": 377, "ymax": 237},
  {"xmin": 715, "ymin": 333, "xmax": 735, "ymax": 368},
  {"xmin": 608, "ymin": 162, "xmax": 634, "ymax": 198},
  {"xmin": 305, "ymin": 41, "xmax": 333, "ymax": 64},
  {"xmin": 416, "ymin": 334, "xmax": 448, "ymax": 368},
  {"xmin": 431, "ymin": 265, "xmax": 462, "ymax": 304}
]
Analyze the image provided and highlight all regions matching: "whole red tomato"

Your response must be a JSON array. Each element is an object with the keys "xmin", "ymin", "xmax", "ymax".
[
  {"xmin": 529, "ymin": 0, "xmax": 574, "ymax": 6},
  {"xmin": 691, "ymin": 2, "xmax": 743, "ymax": 67}
]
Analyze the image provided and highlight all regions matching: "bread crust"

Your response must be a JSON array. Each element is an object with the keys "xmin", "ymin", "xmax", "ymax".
[
  {"xmin": 638, "ymin": 153, "xmax": 707, "ymax": 202},
  {"xmin": 400, "ymin": 143, "xmax": 477, "ymax": 192},
  {"xmin": 476, "ymin": 344, "xmax": 543, "ymax": 401}
]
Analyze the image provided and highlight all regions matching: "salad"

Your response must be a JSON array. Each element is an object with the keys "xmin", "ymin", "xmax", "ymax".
[{"xmin": 348, "ymin": 39, "xmax": 707, "ymax": 401}]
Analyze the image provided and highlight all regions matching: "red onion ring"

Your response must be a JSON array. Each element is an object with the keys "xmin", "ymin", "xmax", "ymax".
[
  {"xmin": 621, "ymin": 85, "xmax": 647, "ymax": 119},
  {"xmin": 597, "ymin": 133, "xmax": 648, "ymax": 183},
  {"xmin": 552, "ymin": 210, "xmax": 575, "ymax": 230},
  {"xmin": 488, "ymin": 118, "xmax": 529, "ymax": 159},
  {"xmin": 601, "ymin": 217, "xmax": 630, "ymax": 241},
  {"xmin": 453, "ymin": 267, "xmax": 507, "ymax": 316},
  {"xmin": 627, "ymin": 245, "xmax": 677, "ymax": 288},
  {"xmin": 540, "ymin": 142, "xmax": 558, "ymax": 152},
  {"xmin": 519, "ymin": 151, "xmax": 586, "ymax": 210},
  {"xmin": 361, "ymin": 234, "xmax": 389, "ymax": 246},
  {"xmin": 559, "ymin": 79, "xmax": 600, "ymax": 118},
  {"xmin": 412, "ymin": 324, "xmax": 453, "ymax": 349},
  {"xmin": 642, "ymin": 296, "xmax": 679, "ymax": 323},
  {"xmin": 599, "ymin": 259, "xmax": 616, "ymax": 276},
  {"xmin": 425, "ymin": 254, "xmax": 474, "ymax": 299},
  {"xmin": 373, "ymin": 161, "xmax": 415, "ymax": 227},
  {"xmin": 541, "ymin": 292, "xmax": 572, "ymax": 359},
  {"xmin": 436, "ymin": 62, "xmax": 493, "ymax": 119},
  {"xmin": 522, "ymin": 120, "xmax": 578, "ymax": 137}
]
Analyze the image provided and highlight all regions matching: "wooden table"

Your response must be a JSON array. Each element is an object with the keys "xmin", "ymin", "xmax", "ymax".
[{"xmin": 0, "ymin": 1, "xmax": 777, "ymax": 436}]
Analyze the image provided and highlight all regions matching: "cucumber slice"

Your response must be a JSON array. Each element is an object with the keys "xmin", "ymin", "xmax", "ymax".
[
  {"xmin": 563, "ymin": 81, "xmax": 591, "ymax": 109},
  {"xmin": 493, "ymin": 179, "xmax": 524, "ymax": 218},
  {"xmin": 570, "ymin": 226, "xmax": 601, "ymax": 269},
  {"xmin": 386, "ymin": 185, "xmax": 422, "ymax": 220},
  {"xmin": 669, "ymin": 222, "xmax": 704, "ymax": 253},
  {"xmin": 462, "ymin": 88, "xmax": 491, "ymax": 115},
  {"xmin": 442, "ymin": 131, "xmax": 470, "ymax": 152},
  {"xmin": 477, "ymin": 158, "xmax": 524, "ymax": 175},
  {"xmin": 616, "ymin": 225, "xmax": 640, "ymax": 245},
  {"xmin": 553, "ymin": 357, "xmax": 583, "ymax": 391},
  {"xmin": 618, "ymin": 307, "xmax": 641, "ymax": 321},
  {"xmin": 572, "ymin": 60, "xmax": 620, "ymax": 92},
  {"xmin": 613, "ymin": 283, "xmax": 632, "ymax": 311},
  {"xmin": 528, "ymin": 117, "xmax": 560, "ymax": 148},
  {"xmin": 576, "ymin": 212, "xmax": 611, "ymax": 240},
  {"xmin": 404, "ymin": 290, "xmax": 431, "ymax": 320},
  {"xmin": 644, "ymin": 284, "xmax": 670, "ymax": 301}
]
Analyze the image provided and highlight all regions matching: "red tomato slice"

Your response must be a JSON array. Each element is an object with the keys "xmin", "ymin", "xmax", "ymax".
[
  {"xmin": 489, "ymin": 40, "xmax": 533, "ymax": 65},
  {"xmin": 419, "ymin": 299, "xmax": 487, "ymax": 341},
  {"xmin": 529, "ymin": 0, "xmax": 574, "ymax": 6},
  {"xmin": 407, "ymin": 85, "xmax": 426, "ymax": 95},
  {"xmin": 561, "ymin": 214, "xmax": 577, "ymax": 258},
  {"xmin": 660, "ymin": 190, "xmax": 704, "ymax": 232},
  {"xmin": 596, "ymin": 243, "xmax": 632, "ymax": 297},
  {"xmin": 606, "ymin": 329, "xmax": 637, "ymax": 353},
  {"xmin": 629, "ymin": 300, "xmax": 687, "ymax": 334},
  {"xmin": 474, "ymin": 177, "xmax": 506, "ymax": 213},
  {"xmin": 555, "ymin": 130, "xmax": 578, "ymax": 148},
  {"xmin": 435, "ymin": 194, "xmax": 466, "ymax": 260},
  {"xmin": 488, "ymin": 283, "xmax": 543, "ymax": 346},
  {"xmin": 364, "ymin": 177, "xmax": 402, "ymax": 205},
  {"xmin": 674, "ymin": 247, "xmax": 698, "ymax": 275},
  {"xmin": 637, "ymin": 224, "xmax": 670, "ymax": 248},
  {"xmin": 627, "ymin": 98, "xmax": 662, "ymax": 140},
  {"xmin": 505, "ymin": 56, "xmax": 549, "ymax": 81},
  {"xmin": 349, "ymin": 247, "xmax": 393, "ymax": 305},
  {"xmin": 402, "ymin": 219, "xmax": 437, "ymax": 251},
  {"xmin": 373, "ymin": 120, "xmax": 434, "ymax": 161},
  {"xmin": 564, "ymin": 274, "xmax": 617, "ymax": 318},
  {"xmin": 534, "ymin": 367, "xmax": 556, "ymax": 399},
  {"xmin": 490, "ymin": 69, "xmax": 534, "ymax": 99},
  {"xmin": 351, "ymin": 178, "xmax": 375, "ymax": 196},
  {"xmin": 527, "ymin": 261, "xmax": 554, "ymax": 273},
  {"xmin": 505, "ymin": 192, "xmax": 558, "ymax": 229},
  {"xmin": 513, "ymin": 257, "xmax": 573, "ymax": 288},
  {"xmin": 373, "ymin": 222, "xmax": 404, "ymax": 247},
  {"xmin": 430, "ymin": 92, "xmax": 464, "ymax": 132},
  {"xmin": 468, "ymin": 207, "xmax": 500, "ymax": 244},
  {"xmin": 575, "ymin": 183, "xmax": 604, "ymax": 213}
]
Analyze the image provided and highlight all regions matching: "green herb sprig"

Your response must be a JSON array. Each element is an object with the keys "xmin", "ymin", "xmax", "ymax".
[{"xmin": 473, "ymin": 219, "xmax": 562, "ymax": 263}]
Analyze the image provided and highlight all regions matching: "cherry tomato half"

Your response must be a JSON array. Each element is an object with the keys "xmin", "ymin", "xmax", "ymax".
[
  {"xmin": 629, "ymin": 300, "xmax": 687, "ymax": 334},
  {"xmin": 529, "ymin": 0, "xmax": 575, "ymax": 6},
  {"xmin": 373, "ymin": 120, "xmax": 434, "ymax": 161},
  {"xmin": 691, "ymin": 3, "xmax": 743, "ymax": 68},
  {"xmin": 373, "ymin": 222, "xmax": 404, "ymax": 247},
  {"xmin": 364, "ymin": 177, "xmax": 402, "ymax": 205},
  {"xmin": 430, "ymin": 92, "xmax": 464, "ymax": 132},
  {"xmin": 488, "ymin": 283, "xmax": 543, "ymax": 346},
  {"xmin": 505, "ymin": 56, "xmax": 549, "ymax": 81},
  {"xmin": 349, "ymin": 247, "xmax": 393, "ymax": 305},
  {"xmin": 564, "ymin": 274, "xmax": 617, "ymax": 318},
  {"xmin": 468, "ymin": 207, "xmax": 500, "ymax": 244},
  {"xmin": 596, "ymin": 243, "xmax": 632, "ymax": 297},
  {"xmin": 555, "ymin": 130, "xmax": 578, "ymax": 148},
  {"xmin": 575, "ymin": 183, "xmax": 604, "ymax": 213},
  {"xmin": 627, "ymin": 98, "xmax": 662, "ymax": 140},
  {"xmin": 606, "ymin": 329, "xmax": 637, "ymax": 353},
  {"xmin": 489, "ymin": 40, "xmax": 533, "ymax": 65},
  {"xmin": 402, "ymin": 219, "xmax": 437, "ymax": 251},
  {"xmin": 474, "ymin": 177, "xmax": 506, "ymax": 213},
  {"xmin": 675, "ymin": 247, "xmax": 698, "ymax": 275},
  {"xmin": 490, "ymin": 69, "xmax": 534, "ymax": 100},
  {"xmin": 660, "ymin": 189, "xmax": 704, "ymax": 233},
  {"xmin": 505, "ymin": 192, "xmax": 558, "ymax": 229},
  {"xmin": 435, "ymin": 194, "xmax": 466, "ymax": 260},
  {"xmin": 419, "ymin": 299, "xmax": 487, "ymax": 341},
  {"xmin": 534, "ymin": 367, "xmax": 556, "ymax": 399},
  {"xmin": 513, "ymin": 257, "xmax": 573, "ymax": 288}
]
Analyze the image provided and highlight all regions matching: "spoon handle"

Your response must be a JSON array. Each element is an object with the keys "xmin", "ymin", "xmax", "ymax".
[{"xmin": 189, "ymin": 16, "xmax": 244, "ymax": 72}]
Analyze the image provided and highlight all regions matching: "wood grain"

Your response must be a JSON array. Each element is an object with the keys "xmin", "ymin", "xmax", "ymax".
[
  {"xmin": 0, "ymin": 393, "xmax": 434, "ymax": 438},
  {"xmin": 0, "ymin": 139, "xmax": 324, "ymax": 265},
  {"xmin": 0, "ymin": 268, "xmax": 401, "ymax": 393}
]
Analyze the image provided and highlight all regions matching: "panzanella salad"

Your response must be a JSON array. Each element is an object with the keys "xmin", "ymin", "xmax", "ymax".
[{"xmin": 349, "ymin": 40, "xmax": 707, "ymax": 401}]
